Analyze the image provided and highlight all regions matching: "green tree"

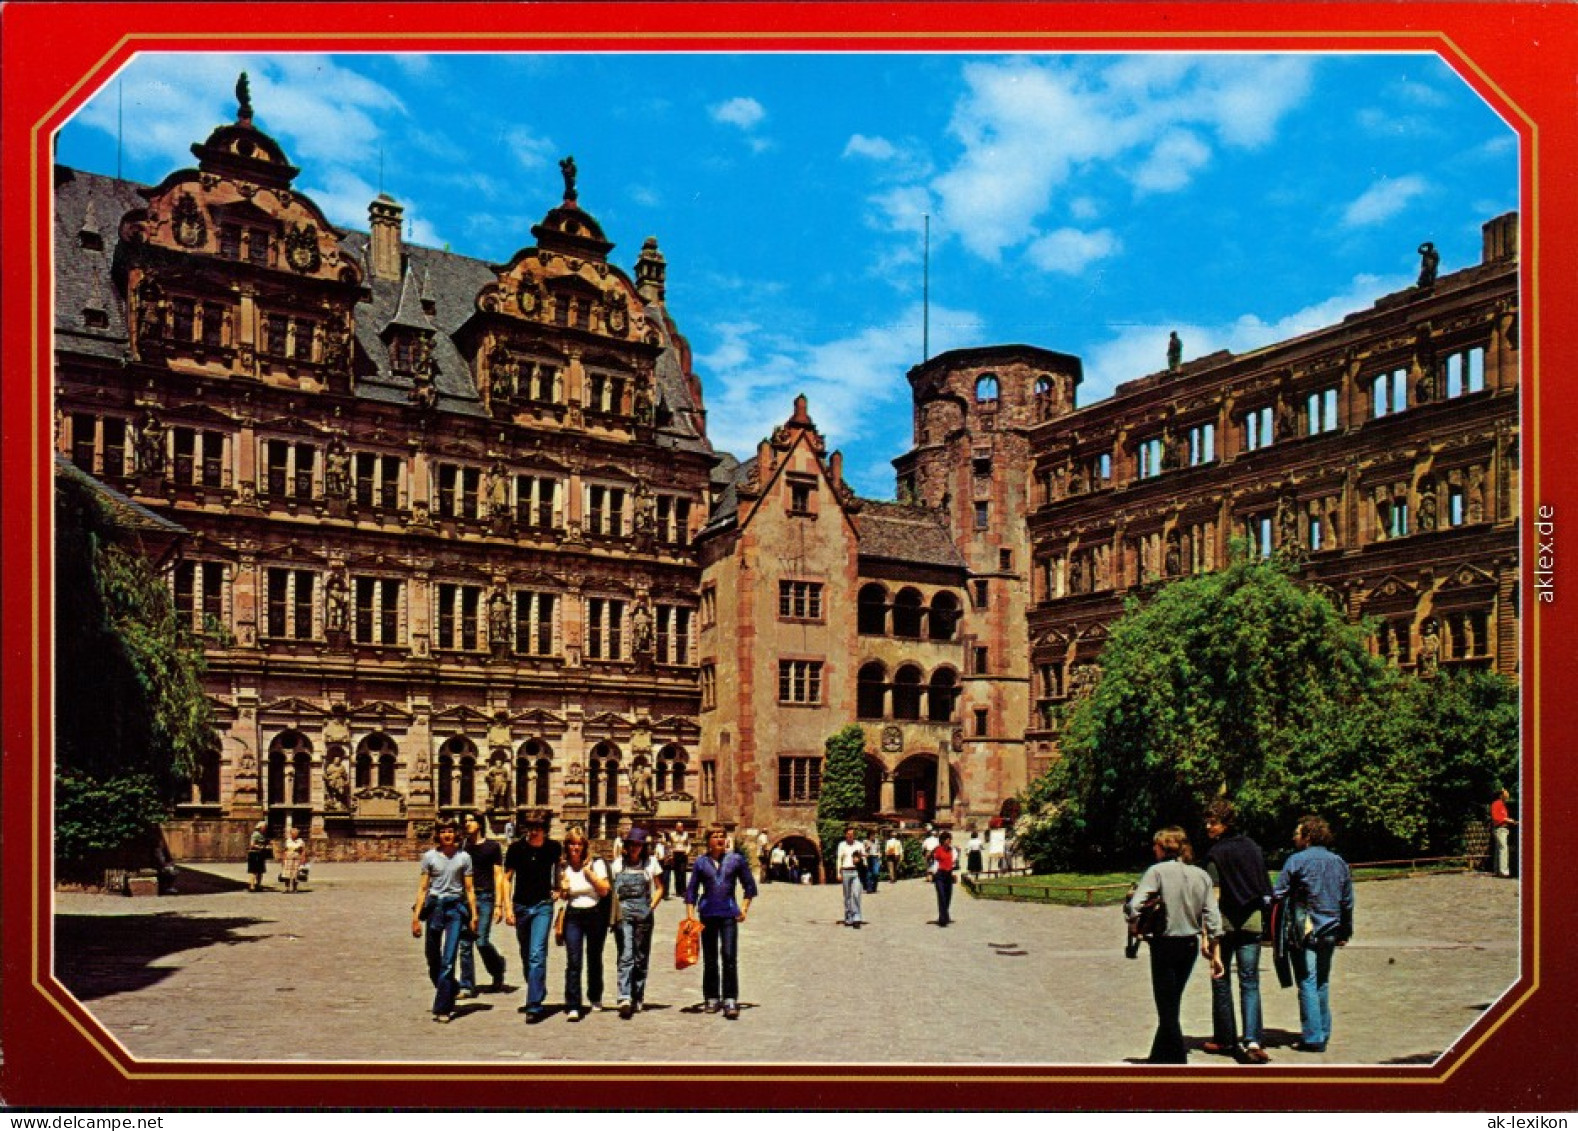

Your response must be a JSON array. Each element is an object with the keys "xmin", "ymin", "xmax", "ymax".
[
  {"xmin": 1014, "ymin": 554, "xmax": 1517, "ymax": 870},
  {"xmin": 815, "ymin": 724, "xmax": 869, "ymax": 878},
  {"xmin": 54, "ymin": 472, "xmax": 217, "ymax": 874}
]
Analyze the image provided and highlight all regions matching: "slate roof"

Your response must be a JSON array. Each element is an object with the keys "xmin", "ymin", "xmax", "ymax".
[
  {"xmin": 53, "ymin": 164, "xmax": 713, "ymax": 456},
  {"xmin": 54, "ymin": 453, "xmax": 187, "ymax": 539},
  {"xmin": 854, "ymin": 498, "xmax": 967, "ymax": 570}
]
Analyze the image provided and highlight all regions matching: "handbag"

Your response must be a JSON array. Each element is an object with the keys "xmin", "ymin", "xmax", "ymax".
[{"xmin": 675, "ymin": 917, "xmax": 702, "ymax": 970}]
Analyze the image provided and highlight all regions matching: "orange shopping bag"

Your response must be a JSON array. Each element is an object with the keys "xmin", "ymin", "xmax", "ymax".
[{"xmin": 675, "ymin": 917, "xmax": 702, "ymax": 970}]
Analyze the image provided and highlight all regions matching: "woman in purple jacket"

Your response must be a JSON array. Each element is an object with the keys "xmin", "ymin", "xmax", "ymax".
[{"xmin": 684, "ymin": 824, "xmax": 758, "ymax": 1020}]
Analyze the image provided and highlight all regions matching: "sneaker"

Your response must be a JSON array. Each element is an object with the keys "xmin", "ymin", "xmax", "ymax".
[
  {"xmin": 704, "ymin": 999, "xmax": 721, "ymax": 1014},
  {"xmin": 1244, "ymin": 1045, "xmax": 1271, "ymax": 1064},
  {"xmin": 433, "ymin": 1012, "xmax": 453, "ymax": 1024},
  {"xmin": 566, "ymin": 1009, "xmax": 584, "ymax": 1023},
  {"xmin": 724, "ymin": 1000, "xmax": 739, "ymax": 1020},
  {"xmin": 618, "ymin": 1000, "xmax": 633, "ymax": 1020},
  {"xmin": 461, "ymin": 988, "xmax": 480, "ymax": 1000},
  {"xmin": 1292, "ymin": 1040, "xmax": 1326, "ymax": 1053},
  {"xmin": 525, "ymin": 1011, "xmax": 546, "ymax": 1025}
]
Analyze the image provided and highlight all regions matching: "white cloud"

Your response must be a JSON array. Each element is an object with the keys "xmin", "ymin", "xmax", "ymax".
[
  {"xmin": 925, "ymin": 55, "xmax": 1315, "ymax": 261},
  {"xmin": 296, "ymin": 168, "xmax": 444, "ymax": 249},
  {"xmin": 711, "ymin": 96, "xmax": 766, "ymax": 130},
  {"xmin": 698, "ymin": 302, "xmax": 984, "ymax": 494},
  {"xmin": 503, "ymin": 126, "xmax": 556, "ymax": 170},
  {"xmin": 1342, "ymin": 175, "xmax": 1429, "ymax": 227},
  {"xmin": 1026, "ymin": 228, "xmax": 1121, "ymax": 274},
  {"xmin": 844, "ymin": 134, "xmax": 898, "ymax": 161},
  {"xmin": 1081, "ymin": 272, "xmax": 1408, "ymax": 403},
  {"xmin": 1131, "ymin": 129, "xmax": 1212, "ymax": 194},
  {"xmin": 1068, "ymin": 196, "xmax": 1102, "ymax": 221}
]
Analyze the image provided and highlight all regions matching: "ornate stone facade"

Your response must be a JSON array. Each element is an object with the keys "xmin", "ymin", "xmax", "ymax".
[{"xmin": 54, "ymin": 87, "xmax": 712, "ymax": 857}]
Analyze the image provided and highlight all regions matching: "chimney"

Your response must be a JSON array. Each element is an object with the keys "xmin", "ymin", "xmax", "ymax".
[
  {"xmin": 1482, "ymin": 212, "xmax": 1518, "ymax": 264},
  {"xmin": 829, "ymin": 450, "xmax": 844, "ymax": 488},
  {"xmin": 369, "ymin": 194, "xmax": 404, "ymax": 283},
  {"xmin": 636, "ymin": 236, "xmax": 667, "ymax": 303}
]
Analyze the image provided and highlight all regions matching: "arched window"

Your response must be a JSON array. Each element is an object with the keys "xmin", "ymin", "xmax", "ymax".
[
  {"xmin": 857, "ymin": 662, "xmax": 887, "ymax": 720},
  {"xmin": 437, "ymin": 754, "xmax": 454, "ymax": 807},
  {"xmin": 858, "ymin": 584, "xmax": 888, "ymax": 636},
  {"xmin": 590, "ymin": 741, "xmax": 620, "ymax": 807},
  {"xmin": 928, "ymin": 668, "xmax": 959, "ymax": 722},
  {"xmin": 193, "ymin": 743, "xmax": 221, "ymax": 804},
  {"xmin": 929, "ymin": 591, "xmax": 960, "ymax": 641},
  {"xmin": 357, "ymin": 733, "xmax": 399, "ymax": 791},
  {"xmin": 267, "ymin": 730, "xmax": 311, "ymax": 808},
  {"xmin": 517, "ymin": 739, "xmax": 553, "ymax": 807},
  {"xmin": 440, "ymin": 736, "xmax": 476, "ymax": 808},
  {"xmin": 892, "ymin": 588, "xmax": 925, "ymax": 639},
  {"xmin": 975, "ymin": 374, "xmax": 1000, "ymax": 405},
  {"xmin": 657, "ymin": 744, "xmax": 687, "ymax": 794},
  {"xmin": 893, "ymin": 664, "xmax": 924, "ymax": 721}
]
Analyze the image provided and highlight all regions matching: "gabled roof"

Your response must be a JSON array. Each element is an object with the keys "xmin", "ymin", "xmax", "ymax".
[{"xmin": 854, "ymin": 498, "xmax": 968, "ymax": 570}]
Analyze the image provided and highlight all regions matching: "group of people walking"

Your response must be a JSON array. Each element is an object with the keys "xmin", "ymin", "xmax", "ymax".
[
  {"xmin": 836, "ymin": 825, "xmax": 962, "ymax": 929},
  {"xmin": 413, "ymin": 814, "xmax": 756, "ymax": 1024},
  {"xmin": 1125, "ymin": 803, "xmax": 1355, "ymax": 1064}
]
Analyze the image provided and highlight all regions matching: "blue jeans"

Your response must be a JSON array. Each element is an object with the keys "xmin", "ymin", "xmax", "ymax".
[
  {"xmin": 1290, "ymin": 938, "xmax": 1337, "ymax": 1046},
  {"xmin": 512, "ymin": 899, "xmax": 553, "ymax": 1015},
  {"xmin": 614, "ymin": 911, "xmax": 655, "ymax": 1004},
  {"xmin": 934, "ymin": 870, "xmax": 955, "ymax": 924},
  {"xmin": 841, "ymin": 868, "xmax": 863, "ymax": 923},
  {"xmin": 563, "ymin": 904, "xmax": 609, "ymax": 1011},
  {"xmin": 1210, "ymin": 930, "xmax": 1264, "ymax": 1048},
  {"xmin": 1147, "ymin": 936, "xmax": 1199, "ymax": 1063},
  {"xmin": 458, "ymin": 893, "xmax": 504, "ymax": 991},
  {"xmin": 423, "ymin": 896, "xmax": 466, "ymax": 1016},
  {"xmin": 700, "ymin": 915, "xmax": 739, "ymax": 1003}
]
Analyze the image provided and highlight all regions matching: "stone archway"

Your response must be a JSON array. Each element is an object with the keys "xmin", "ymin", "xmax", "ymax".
[
  {"xmin": 775, "ymin": 834, "xmax": 821, "ymax": 885},
  {"xmin": 892, "ymin": 752, "xmax": 941, "ymax": 822}
]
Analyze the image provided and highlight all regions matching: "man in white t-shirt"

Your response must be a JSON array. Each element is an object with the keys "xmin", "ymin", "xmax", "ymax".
[
  {"xmin": 835, "ymin": 827, "xmax": 865, "ymax": 928},
  {"xmin": 921, "ymin": 827, "xmax": 941, "ymax": 882},
  {"xmin": 884, "ymin": 831, "xmax": 904, "ymax": 884}
]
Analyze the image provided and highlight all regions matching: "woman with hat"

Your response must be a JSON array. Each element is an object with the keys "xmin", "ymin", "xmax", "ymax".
[
  {"xmin": 246, "ymin": 821, "xmax": 271, "ymax": 892},
  {"xmin": 611, "ymin": 827, "xmax": 664, "ymax": 1018}
]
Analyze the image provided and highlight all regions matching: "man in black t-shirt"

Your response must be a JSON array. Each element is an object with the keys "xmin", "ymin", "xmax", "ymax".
[
  {"xmin": 1203, "ymin": 798, "xmax": 1274, "ymax": 1063},
  {"xmin": 502, "ymin": 811, "xmax": 561, "ymax": 1023},
  {"xmin": 458, "ymin": 812, "xmax": 507, "ymax": 997}
]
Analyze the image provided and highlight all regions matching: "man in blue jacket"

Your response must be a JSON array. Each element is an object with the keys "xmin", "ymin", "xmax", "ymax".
[{"xmin": 1274, "ymin": 814, "xmax": 1355, "ymax": 1053}]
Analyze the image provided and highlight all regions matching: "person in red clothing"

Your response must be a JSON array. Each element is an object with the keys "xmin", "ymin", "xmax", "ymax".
[
  {"xmin": 931, "ymin": 830, "xmax": 958, "ymax": 927},
  {"xmin": 1490, "ymin": 788, "xmax": 1518, "ymax": 877}
]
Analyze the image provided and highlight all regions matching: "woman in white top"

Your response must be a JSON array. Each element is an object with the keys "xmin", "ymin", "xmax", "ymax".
[
  {"xmin": 557, "ymin": 826, "xmax": 611, "ymax": 1020},
  {"xmin": 1125, "ymin": 826, "xmax": 1224, "ymax": 1063}
]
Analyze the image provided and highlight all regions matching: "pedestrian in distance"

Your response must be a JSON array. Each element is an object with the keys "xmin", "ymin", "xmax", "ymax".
[
  {"xmin": 279, "ymin": 824, "xmax": 307, "ymax": 894},
  {"xmin": 502, "ymin": 810, "xmax": 561, "ymax": 1024},
  {"xmin": 246, "ymin": 821, "xmax": 271, "ymax": 892},
  {"xmin": 932, "ymin": 829, "xmax": 959, "ymax": 926},
  {"xmin": 668, "ymin": 822, "xmax": 691, "ymax": 902},
  {"xmin": 1201, "ymin": 799, "xmax": 1274, "ymax": 1064},
  {"xmin": 921, "ymin": 826, "xmax": 940, "ymax": 883},
  {"xmin": 411, "ymin": 817, "xmax": 478, "ymax": 1024},
  {"xmin": 611, "ymin": 827, "xmax": 664, "ymax": 1018},
  {"xmin": 1490, "ymin": 788, "xmax": 1518, "ymax": 878},
  {"xmin": 884, "ymin": 829, "xmax": 903, "ymax": 884},
  {"xmin": 1126, "ymin": 826, "xmax": 1223, "ymax": 1064},
  {"xmin": 1274, "ymin": 815, "xmax": 1354, "ymax": 1053},
  {"xmin": 685, "ymin": 823, "xmax": 757, "ymax": 1019},
  {"xmin": 557, "ymin": 826, "xmax": 612, "ymax": 1020},
  {"xmin": 836, "ymin": 826, "xmax": 865, "ymax": 927},
  {"xmin": 965, "ymin": 828, "xmax": 985, "ymax": 878},
  {"xmin": 457, "ymin": 811, "xmax": 507, "ymax": 997},
  {"xmin": 863, "ymin": 830, "xmax": 882, "ymax": 894}
]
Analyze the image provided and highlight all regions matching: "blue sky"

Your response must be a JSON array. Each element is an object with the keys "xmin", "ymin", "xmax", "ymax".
[{"xmin": 55, "ymin": 52, "xmax": 1516, "ymax": 497}]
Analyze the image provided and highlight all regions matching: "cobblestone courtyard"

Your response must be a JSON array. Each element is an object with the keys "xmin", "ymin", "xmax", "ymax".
[{"xmin": 53, "ymin": 865, "xmax": 1519, "ymax": 1066}]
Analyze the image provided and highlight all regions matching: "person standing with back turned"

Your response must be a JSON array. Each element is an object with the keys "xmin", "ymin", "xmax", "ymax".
[{"xmin": 1202, "ymin": 799, "xmax": 1273, "ymax": 1063}]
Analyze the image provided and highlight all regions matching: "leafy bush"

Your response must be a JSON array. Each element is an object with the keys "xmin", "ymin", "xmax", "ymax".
[{"xmin": 815, "ymin": 724, "xmax": 869, "ymax": 878}]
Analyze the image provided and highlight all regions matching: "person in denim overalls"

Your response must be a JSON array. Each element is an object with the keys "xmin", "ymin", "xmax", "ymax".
[{"xmin": 611, "ymin": 827, "xmax": 664, "ymax": 1018}]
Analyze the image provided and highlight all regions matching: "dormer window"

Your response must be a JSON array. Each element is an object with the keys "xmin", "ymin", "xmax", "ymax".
[
  {"xmin": 391, "ymin": 335, "xmax": 415, "ymax": 373},
  {"xmin": 246, "ymin": 228, "xmax": 270, "ymax": 267},
  {"xmin": 218, "ymin": 223, "xmax": 242, "ymax": 260}
]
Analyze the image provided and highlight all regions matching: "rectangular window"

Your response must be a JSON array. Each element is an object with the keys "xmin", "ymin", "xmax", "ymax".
[
  {"xmin": 218, "ymin": 224, "xmax": 241, "ymax": 259},
  {"xmin": 974, "ymin": 708, "xmax": 990, "ymax": 737},
  {"xmin": 438, "ymin": 465, "xmax": 481, "ymax": 520},
  {"xmin": 266, "ymin": 314, "xmax": 289, "ymax": 356},
  {"xmin": 788, "ymin": 479, "xmax": 814, "ymax": 514},
  {"xmin": 264, "ymin": 440, "xmax": 289, "ymax": 497},
  {"xmin": 777, "ymin": 659, "xmax": 824, "ymax": 704},
  {"xmin": 516, "ymin": 475, "xmax": 558, "ymax": 530},
  {"xmin": 171, "ymin": 428, "xmax": 224, "ymax": 487},
  {"xmin": 71, "ymin": 413, "xmax": 97, "ymax": 472},
  {"xmin": 102, "ymin": 417, "xmax": 128, "ymax": 476},
  {"xmin": 293, "ymin": 444, "xmax": 315, "ymax": 499},
  {"xmin": 172, "ymin": 298, "xmax": 196, "ymax": 342},
  {"xmin": 585, "ymin": 485, "xmax": 628, "ymax": 536},
  {"xmin": 1248, "ymin": 513, "xmax": 1273, "ymax": 559},
  {"xmin": 200, "ymin": 302, "xmax": 225, "ymax": 348},
  {"xmin": 777, "ymin": 756, "xmax": 822, "ymax": 803},
  {"xmin": 1371, "ymin": 368, "xmax": 1408, "ymax": 418},
  {"xmin": 973, "ymin": 580, "xmax": 990, "ymax": 608},
  {"xmin": 513, "ymin": 590, "xmax": 557, "ymax": 656},
  {"xmin": 655, "ymin": 605, "xmax": 693, "ymax": 665},
  {"xmin": 778, "ymin": 580, "xmax": 824, "ymax": 621},
  {"xmin": 173, "ymin": 561, "xmax": 225, "ymax": 634},
  {"xmin": 1306, "ymin": 387, "xmax": 1339, "ymax": 435},
  {"xmin": 1448, "ymin": 484, "xmax": 1466, "ymax": 527},
  {"xmin": 436, "ymin": 584, "xmax": 482, "ymax": 651},
  {"xmin": 700, "ymin": 584, "xmax": 717, "ymax": 629},
  {"xmin": 972, "ymin": 450, "xmax": 993, "ymax": 478},
  {"xmin": 292, "ymin": 318, "xmax": 315, "ymax": 363},
  {"xmin": 974, "ymin": 501, "xmax": 990, "ymax": 530},
  {"xmin": 1309, "ymin": 513, "xmax": 1324, "ymax": 552},
  {"xmin": 1243, "ymin": 405, "xmax": 1274, "ymax": 452},
  {"xmin": 354, "ymin": 577, "xmax": 403, "ymax": 645},
  {"xmin": 1186, "ymin": 422, "xmax": 1216, "ymax": 467},
  {"xmin": 656, "ymin": 495, "xmax": 692, "ymax": 545},
  {"xmin": 1138, "ymin": 436, "xmax": 1165, "ymax": 479},
  {"xmin": 973, "ymin": 645, "xmax": 989, "ymax": 674},
  {"xmin": 999, "ymin": 549, "xmax": 1013, "ymax": 571},
  {"xmin": 1378, "ymin": 498, "xmax": 1410, "ymax": 540},
  {"xmin": 701, "ymin": 760, "xmax": 717, "ymax": 804},
  {"xmin": 265, "ymin": 568, "xmax": 315, "ymax": 640},
  {"xmin": 246, "ymin": 228, "xmax": 270, "ymax": 266},
  {"xmin": 586, "ymin": 598, "xmax": 625, "ymax": 661},
  {"xmin": 1444, "ymin": 347, "xmax": 1487, "ymax": 397},
  {"xmin": 700, "ymin": 663, "xmax": 717, "ymax": 711}
]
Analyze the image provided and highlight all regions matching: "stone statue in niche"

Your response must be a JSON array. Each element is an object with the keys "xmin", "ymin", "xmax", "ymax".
[
  {"xmin": 325, "ymin": 570, "xmax": 348, "ymax": 631},
  {"xmin": 1164, "ymin": 534, "xmax": 1182, "ymax": 577},
  {"xmin": 631, "ymin": 760, "xmax": 655, "ymax": 812},
  {"xmin": 1419, "ymin": 621, "xmax": 1441, "ymax": 677},
  {"xmin": 1417, "ymin": 485, "xmax": 1438, "ymax": 533},
  {"xmin": 1167, "ymin": 331, "xmax": 1182, "ymax": 373},
  {"xmin": 489, "ymin": 588, "xmax": 511, "ymax": 653},
  {"xmin": 632, "ymin": 598, "xmax": 655, "ymax": 654},
  {"xmin": 135, "ymin": 408, "xmax": 167, "ymax": 475},
  {"xmin": 1467, "ymin": 467, "xmax": 1486, "ymax": 523},
  {"xmin": 325, "ymin": 438, "xmax": 350, "ymax": 499},
  {"xmin": 487, "ymin": 758, "xmax": 511, "ymax": 811},
  {"xmin": 324, "ymin": 751, "xmax": 350, "ymax": 810}
]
